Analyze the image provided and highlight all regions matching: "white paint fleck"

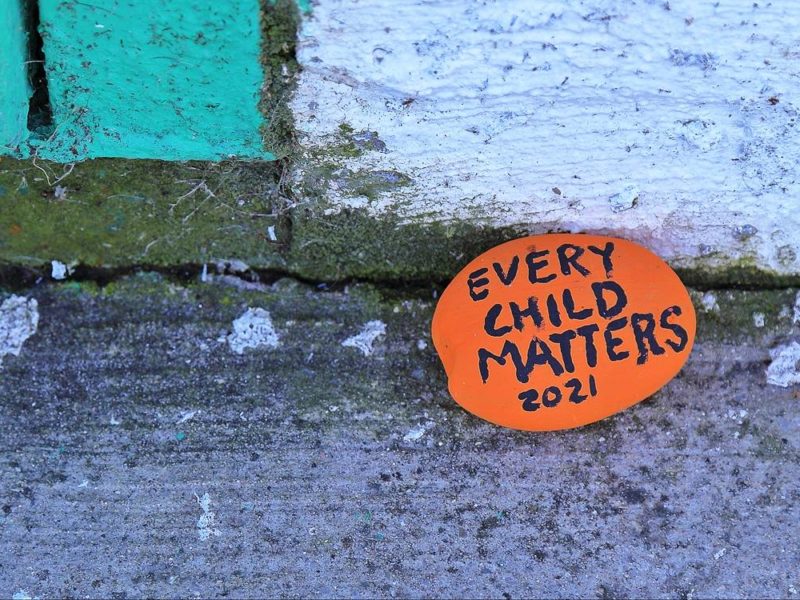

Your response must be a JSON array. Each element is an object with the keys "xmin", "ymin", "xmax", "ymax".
[
  {"xmin": 793, "ymin": 291, "xmax": 800, "ymax": 324},
  {"xmin": 753, "ymin": 312, "xmax": 765, "ymax": 328},
  {"xmin": 342, "ymin": 320, "xmax": 386, "ymax": 356},
  {"xmin": 726, "ymin": 409, "xmax": 748, "ymax": 424},
  {"xmin": 700, "ymin": 292, "xmax": 719, "ymax": 313},
  {"xmin": 12, "ymin": 591, "xmax": 37, "ymax": 600},
  {"xmin": 53, "ymin": 185, "xmax": 67, "ymax": 200},
  {"xmin": 766, "ymin": 341, "xmax": 800, "ymax": 388},
  {"xmin": 77, "ymin": 479, "xmax": 89, "ymax": 488},
  {"xmin": 200, "ymin": 263, "xmax": 209, "ymax": 283},
  {"xmin": 608, "ymin": 185, "xmax": 639, "ymax": 213},
  {"xmin": 293, "ymin": 0, "xmax": 800, "ymax": 276},
  {"xmin": 416, "ymin": 339, "xmax": 428, "ymax": 351},
  {"xmin": 0, "ymin": 296, "xmax": 39, "ymax": 367},
  {"xmin": 195, "ymin": 492, "xmax": 221, "ymax": 540},
  {"xmin": 713, "ymin": 547, "xmax": 726, "ymax": 560},
  {"xmin": 403, "ymin": 421, "xmax": 434, "ymax": 442},
  {"xmin": 109, "ymin": 414, "xmax": 121, "ymax": 426},
  {"xmin": 225, "ymin": 308, "xmax": 280, "ymax": 354},
  {"xmin": 216, "ymin": 259, "xmax": 250, "ymax": 274},
  {"xmin": 267, "ymin": 225, "xmax": 277, "ymax": 241},
  {"xmin": 177, "ymin": 410, "xmax": 199, "ymax": 424},
  {"xmin": 51, "ymin": 260, "xmax": 68, "ymax": 280}
]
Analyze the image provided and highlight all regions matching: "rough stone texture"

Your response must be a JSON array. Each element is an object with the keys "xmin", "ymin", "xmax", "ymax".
[
  {"xmin": 1, "ymin": 275, "xmax": 798, "ymax": 598},
  {"xmin": 293, "ymin": 0, "xmax": 800, "ymax": 277}
]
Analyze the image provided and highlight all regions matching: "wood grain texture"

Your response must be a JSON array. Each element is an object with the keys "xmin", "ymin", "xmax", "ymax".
[{"xmin": 293, "ymin": 0, "xmax": 800, "ymax": 276}]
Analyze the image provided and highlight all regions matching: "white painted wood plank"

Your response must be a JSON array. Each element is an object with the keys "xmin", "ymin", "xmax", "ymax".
[{"xmin": 293, "ymin": 0, "xmax": 800, "ymax": 274}]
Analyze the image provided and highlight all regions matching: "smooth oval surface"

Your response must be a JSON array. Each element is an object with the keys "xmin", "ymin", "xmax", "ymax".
[{"xmin": 431, "ymin": 234, "xmax": 696, "ymax": 431}]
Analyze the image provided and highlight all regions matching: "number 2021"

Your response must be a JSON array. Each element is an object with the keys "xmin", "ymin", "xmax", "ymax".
[{"xmin": 517, "ymin": 376, "xmax": 597, "ymax": 412}]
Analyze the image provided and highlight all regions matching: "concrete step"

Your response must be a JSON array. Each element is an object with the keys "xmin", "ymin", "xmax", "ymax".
[
  {"xmin": 1, "ymin": 275, "xmax": 799, "ymax": 597},
  {"xmin": 1, "ymin": 157, "xmax": 798, "ymax": 287}
]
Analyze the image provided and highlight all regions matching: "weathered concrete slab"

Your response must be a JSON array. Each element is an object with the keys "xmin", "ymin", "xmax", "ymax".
[
  {"xmin": 1, "ymin": 275, "xmax": 798, "ymax": 598},
  {"xmin": 293, "ymin": 0, "xmax": 800, "ymax": 277}
]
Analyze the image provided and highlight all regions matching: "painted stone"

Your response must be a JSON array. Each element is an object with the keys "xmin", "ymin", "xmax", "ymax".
[{"xmin": 431, "ymin": 234, "xmax": 696, "ymax": 431}]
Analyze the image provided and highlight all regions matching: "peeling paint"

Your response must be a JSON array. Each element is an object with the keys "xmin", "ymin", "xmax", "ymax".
[
  {"xmin": 195, "ymin": 492, "xmax": 221, "ymax": 540},
  {"xmin": 766, "ymin": 341, "xmax": 800, "ymax": 388},
  {"xmin": 225, "ymin": 308, "xmax": 280, "ymax": 354},
  {"xmin": 700, "ymin": 292, "xmax": 719, "ymax": 313},
  {"xmin": 793, "ymin": 291, "xmax": 800, "ymax": 325},
  {"xmin": 51, "ymin": 260, "xmax": 68, "ymax": 280},
  {"xmin": 0, "ymin": 295, "xmax": 38, "ymax": 366},
  {"xmin": 403, "ymin": 421, "xmax": 434, "ymax": 442},
  {"xmin": 342, "ymin": 320, "xmax": 386, "ymax": 356}
]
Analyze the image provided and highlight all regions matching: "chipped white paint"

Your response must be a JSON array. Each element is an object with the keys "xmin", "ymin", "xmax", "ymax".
[
  {"xmin": 342, "ymin": 320, "xmax": 386, "ymax": 356},
  {"xmin": 215, "ymin": 259, "xmax": 250, "ymax": 274},
  {"xmin": 51, "ymin": 260, "xmax": 68, "ymax": 280},
  {"xmin": 766, "ymin": 341, "xmax": 800, "ymax": 388},
  {"xmin": 12, "ymin": 591, "xmax": 36, "ymax": 600},
  {"xmin": 0, "ymin": 296, "xmax": 39, "ymax": 367},
  {"xmin": 403, "ymin": 421, "xmax": 434, "ymax": 442},
  {"xmin": 294, "ymin": 0, "xmax": 800, "ymax": 274},
  {"xmin": 195, "ymin": 492, "xmax": 221, "ymax": 540},
  {"xmin": 793, "ymin": 291, "xmax": 800, "ymax": 325},
  {"xmin": 700, "ymin": 292, "xmax": 719, "ymax": 313},
  {"xmin": 225, "ymin": 308, "xmax": 280, "ymax": 354},
  {"xmin": 752, "ymin": 312, "xmax": 765, "ymax": 328},
  {"xmin": 176, "ymin": 410, "xmax": 199, "ymax": 424}
]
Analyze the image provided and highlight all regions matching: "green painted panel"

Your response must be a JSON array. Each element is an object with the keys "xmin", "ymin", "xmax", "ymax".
[
  {"xmin": 35, "ymin": 0, "xmax": 273, "ymax": 161},
  {"xmin": 0, "ymin": 0, "xmax": 31, "ymax": 154}
]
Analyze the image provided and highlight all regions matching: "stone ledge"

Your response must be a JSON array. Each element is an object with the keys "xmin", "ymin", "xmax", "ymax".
[{"xmin": 2, "ymin": 157, "xmax": 800, "ymax": 288}]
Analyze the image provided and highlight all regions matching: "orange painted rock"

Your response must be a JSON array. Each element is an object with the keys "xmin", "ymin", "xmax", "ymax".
[{"xmin": 431, "ymin": 234, "xmax": 696, "ymax": 431}]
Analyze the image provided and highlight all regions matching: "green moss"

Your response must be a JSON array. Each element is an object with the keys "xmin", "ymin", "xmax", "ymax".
[
  {"xmin": 288, "ymin": 206, "xmax": 522, "ymax": 282},
  {"xmin": 0, "ymin": 157, "xmax": 286, "ymax": 269},
  {"xmin": 259, "ymin": 0, "xmax": 302, "ymax": 160},
  {"xmin": 677, "ymin": 263, "xmax": 800, "ymax": 289},
  {"xmin": 692, "ymin": 288, "xmax": 797, "ymax": 341}
]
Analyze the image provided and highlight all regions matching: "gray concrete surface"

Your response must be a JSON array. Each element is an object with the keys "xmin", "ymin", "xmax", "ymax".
[{"xmin": 1, "ymin": 275, "xmax": 798, "ymax": 598}]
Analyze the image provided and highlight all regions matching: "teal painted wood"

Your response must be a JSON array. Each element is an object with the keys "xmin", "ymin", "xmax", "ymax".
[
  {"xmin": 0, "ymin": 0, "xmax": 31, "ymax": 155},
  {"xmin": 34, "ymin": 0, "xmax": 273, "ymax": 161}
]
